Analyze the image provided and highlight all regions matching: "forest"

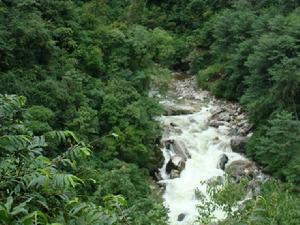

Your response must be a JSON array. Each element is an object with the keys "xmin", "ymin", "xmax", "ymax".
[{"xmin": 0, "ymin": 0, "xmax": 299, "ymax": 224}]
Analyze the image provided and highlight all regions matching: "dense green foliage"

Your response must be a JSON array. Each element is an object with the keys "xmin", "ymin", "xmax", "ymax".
[
  {"xmin": 1, "ymin": 0, "xmax": 300, "ymax": 224},
  {"xmin": 198, "ymin": 177, "xmax": 300, "ymax": 225},
  {"xmin": 0, "ymin": 0, "xmax": 173, "ymax": 224},
  {"xmin": 220, "ymin": 181, "xmax": 300, "ymax": 225},
  {"xmin": 193, "ymin": 1, "xmax": 300, "ymax": 187},
  {"xmin": 0, "ymin": 95, "xmax": 168, "ymax": 224}
]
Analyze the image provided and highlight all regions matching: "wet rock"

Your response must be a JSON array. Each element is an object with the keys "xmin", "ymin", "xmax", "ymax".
[
  {"xmin": 166, "ymin": 155, "xmax": 186, "ymax": 175},
  {"xmin": 209, "ymin": 120, "xmax": 229, "ymax": 128},
  {"xmin": 225, "ymin": 160, "xmax": 258, "ymax": 181},
  {"xmin": 164, "ymin": 139, "xmax": 173, "ymax": 151},
  {"xmin": 230, "ymin": 137, "xmax": 248, "ymax": 153},
  {"xmin": 164, "ymin": 124, "xmax": 183, "ymax": 135},
  {"xmin": 177, "ymin": 213, "xmax": 186, "ymax": 221},
  {"xmin": 163, "ymin": 104, "xmax": 196, "ymax": 116},
  {"xmin": 217, "ymin": 154, "xmax": 229, "ymax": 170},
  {"xmin": 164, "ymin": 139, "xmax": 190, "ymax": 159},
  {"xmin": 173, "ymin": 140, "xmax": 191, "ymax": 159},
  {"xmin": 165, "ymin": 159, "xmax": 173, "ymax": 174}
]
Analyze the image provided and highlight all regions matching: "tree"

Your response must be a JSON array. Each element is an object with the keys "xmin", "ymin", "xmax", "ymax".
[{"xmin": 247, "ymin": 111, "xmax": 300, "ymax": 185}]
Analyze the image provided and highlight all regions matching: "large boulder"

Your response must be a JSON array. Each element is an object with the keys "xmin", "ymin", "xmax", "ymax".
[
  {"xmin": 166, "ymin": 155, "xmax": 186, "ymax": 175},
  {"xmin": 230, "ymin": 137, "xmax": 248, "ymax": 153},
  {"xmin": 217, "ymin": 154, "xmax": 229, "ymax": 170},
  {"xmin": 173, "ymin": 140, "xmax": 191, "ymax": 159},
  {"xmin": 225, "ymin": 160, "xmax": 258, "ymax": 181},
  {"xmin": 163, "ymin": 104, "xmax": 196, "ymax": 116},
  {"xmin": 164, "ymin": 139, "xmax": 190, "ymax": 159}
]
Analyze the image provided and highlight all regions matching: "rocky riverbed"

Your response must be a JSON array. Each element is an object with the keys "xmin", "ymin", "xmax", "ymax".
[{"xmin": 153, "ymin": 74, "xmax": 267, "ymax": 225}]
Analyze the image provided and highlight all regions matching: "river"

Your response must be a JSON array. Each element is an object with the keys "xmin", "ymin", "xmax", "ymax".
[{"xmin": 154, "ymin": 75, "xmax": 255, "ymax": 225}]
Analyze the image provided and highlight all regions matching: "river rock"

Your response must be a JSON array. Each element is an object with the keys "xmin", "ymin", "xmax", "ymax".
[
  {"xmin": 177, "ymin": 213, "xmax": 186, "ymax": 221},
  {"xmin": 217, "ymin": 112, "xmax": 231, "ymax": 122},
  {"xmin": 164, "ymin": 139, "xmax": 190, "ymax": 159},
  {"xmin": 209, "ymin": 120, "xmax": 229, "ymax": 128},
  {"xmin": 237, "ymin": 123, "xmax": 253, "ymax": 136},
  {"xmin": 166, "ymin": 155, "xmax": 186, "ymax": 175},
  {"xmin": 164, "ymin": 139, "xmax": 173, "ymax": 151},
  {"xmin": 163, "ymin": 104, "xmax": 196, "ymax": 116},
  {"xmin": 217, "ymin": 154, "xmax": 229, "ymax": 170},
  {"xmin": 173, "ymin": 140, "xmax": 191, "ymax": 159},
  {"xmin": 230, "ymin": 137, "xmax": 248, "ymax": 153},
  {"xmin": 210, "ymin": 107, "xmax": 224, "ymax": 117},
  {"xmin": 165, "ymin": 124, "xmax": 183, "ymax": 135},
  {"xmin": 225, "ymin": 160, "xmax": 258, "ymax": 181}
]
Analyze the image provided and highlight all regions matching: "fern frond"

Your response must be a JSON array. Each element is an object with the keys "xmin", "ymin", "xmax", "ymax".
[
  {"xmin": 65, "ymin": 143, "xmax": 92, "ymax": 161},
  {"xmin": 46, "ymin": 130, "xmax": 79, "ymax": 144},
  {"xmin": 0, "ymin": 135, "xmax": 31, "ymax": 152},
  {"xmin": 0, "ymin": 95, "xmax": 26, "ymax": 119}
]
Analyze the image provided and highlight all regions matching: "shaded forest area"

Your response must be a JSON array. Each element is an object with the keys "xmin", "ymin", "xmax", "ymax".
[{"xmin": 0, "ymin": 0, "xmax": 300, "ymax": 224}]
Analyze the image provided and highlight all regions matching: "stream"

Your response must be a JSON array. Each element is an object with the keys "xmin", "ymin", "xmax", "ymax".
[{"xmin": 153, "ymin": 75, "xmax": 260, "ymax": 225}]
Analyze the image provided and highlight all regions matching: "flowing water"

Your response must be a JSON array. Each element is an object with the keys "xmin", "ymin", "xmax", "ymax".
[{"xmin": 157, "ymin": 76, "xmax": 248, "ymax": 225}]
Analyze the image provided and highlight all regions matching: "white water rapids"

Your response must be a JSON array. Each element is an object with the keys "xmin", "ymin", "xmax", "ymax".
[{"xmin": 156, "ymin": 76, "xmax": 247, "ymax": 225}]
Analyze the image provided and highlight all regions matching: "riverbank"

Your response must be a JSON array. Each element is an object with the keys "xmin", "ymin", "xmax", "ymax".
[{"xmin": 154, "ymin": 74, "xmax": 266, "ymax": 224}]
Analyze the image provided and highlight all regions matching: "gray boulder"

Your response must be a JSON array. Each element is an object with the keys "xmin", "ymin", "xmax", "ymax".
[
  {"xmin": 177, "ymin": 213, "xmax": 186, "ymax": 222},
  {"xmin": 225, "ymin": 160, "xmax": 258, "ymax": 181},
  {"xmin": 164, "ymin": 104, "xmax": 196, "ymax": 116},
  {"xmin": 173, "ymin": 140, "xmax": 191, "ymax": 159},
  {"xmin": 217, "ymin": 154, "xmax": 229, "ymax": 170},
  {"xmin": 230, "ymin": 137, "xmax": 248, "ymax": 153},
  {"xmin": 164, "ymin": 139, "xmax": 190, "ymax": 159},
  {"xmin": 166, "ymin": 155, "xmax": 186, "ymax": 175}
]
